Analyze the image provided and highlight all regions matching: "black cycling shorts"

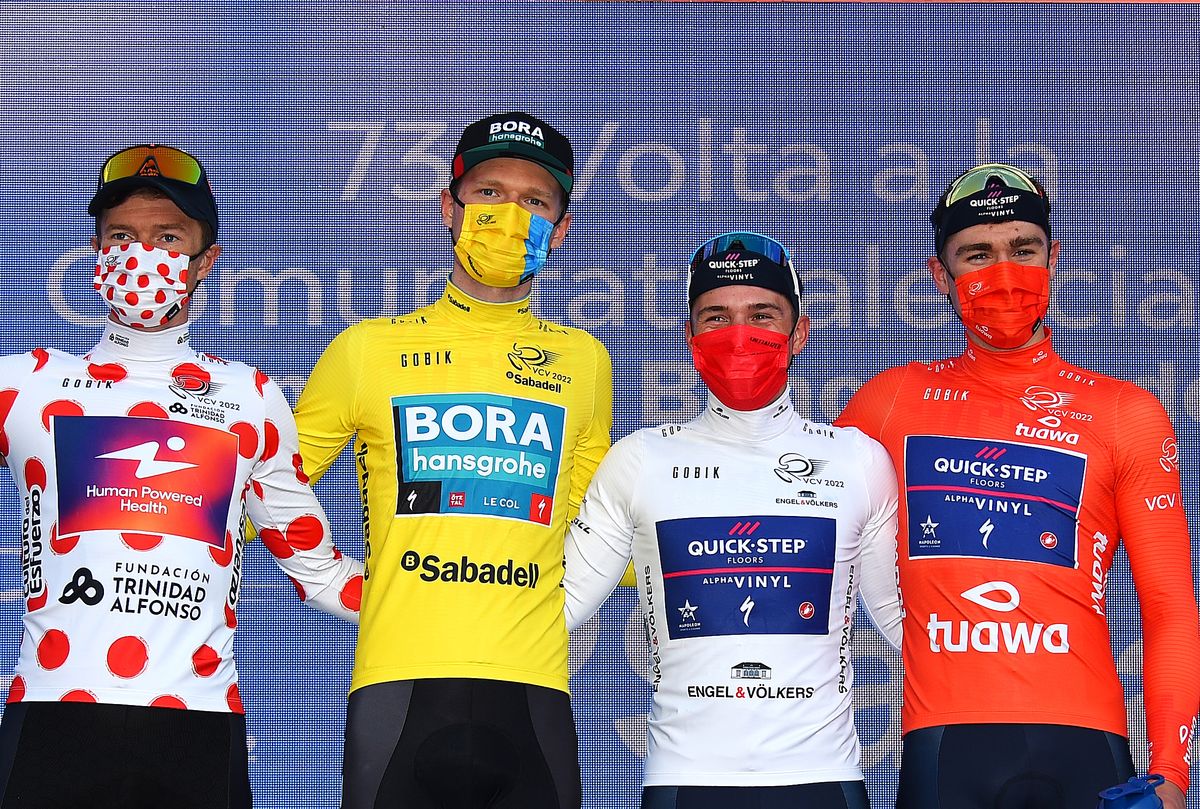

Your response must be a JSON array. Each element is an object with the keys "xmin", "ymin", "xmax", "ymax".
[
  {"xmin": 342, "ymin": 678, "xmax": 581, "ymax": 809},
  {"xmin": 642, "ymin": 780, "xmax": 870, "ymax": 809},
  {"xmin": 896, "ymin": 723, "xmax": 1135, "ymax": 809},
  {"xmin": 0, "ymin": 701, "xmax": 251, "ymax": 809}
]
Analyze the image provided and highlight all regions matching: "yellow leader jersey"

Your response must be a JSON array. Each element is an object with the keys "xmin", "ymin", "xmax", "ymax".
[{"xmin": 295, "ymin": 282, "xmax": 612, "ymax": 694}]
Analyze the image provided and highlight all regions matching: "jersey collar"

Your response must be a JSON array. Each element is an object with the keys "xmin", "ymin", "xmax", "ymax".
[
  {"xmin": 959, "ymin": 328, "xmax": 1061, "ymax": 379},
  {"xmin": 433, "ymin": 279, "xmax": 535, "ymax": 331},
  {"xmin": 696, "ymin": 387, "xmax": 798, "ymax": 442},
  {"xmin": 90, "ymin": 319, "xmax": 195, "ymax": 364}
]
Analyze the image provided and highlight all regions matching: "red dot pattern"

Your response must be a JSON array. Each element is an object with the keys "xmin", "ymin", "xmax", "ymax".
[
  {"xmin": 340, "ymin": 575, "xmax": 364, "ymax": 612},
  {"xmin": 128, "ymin": 401, "xmax": 169, "ymax": 419},
  {"xmin": 254, "ymin": 369, "xmax": 269, "ymax": 396},
  {"xmin": 227, "ymin": 684, "xmax": 244, "ymax": 714},
  {"xmin": 107, "ymin": 636, "xmax": 149, "ymax": 679},
  {"xmin": 192, "ymin": 645, "xmax": 220, "ymax": 678},
  {"xmin": 50, "ymin": 526, "xmax": 79, "ymax": 555},
  {"xmin": 151, "ymin": 695, "xmax": 187, "ymax": 710},
  {"xmin": 259, "ymin": 515, "xmax": 326, "ymax": 559},
  {"xmin": 292, "ymin": 453, "xmax": 310, "ymax": 485},
  {"xmin": 289, "ymin": 577, "xmax": 307, "ymax": 601},
  {"xmin": 171, "ymin": 362, "xmax": 211, "ymax": 393},
  {"xmin": 210, "ymin": 531, "xmax": 235, "ymax": 568},
  {"xmin": 249, "ymin": 480, "xmax": 265, "ymax": 501},
  {"xmin": 224, "ymin": 604, "xmax": 238, "ymax": 629},
  {"xmin": 8, "ymin": 676, "xmax": 26, "ymax": 704},
  {"xmin": 261, "ymin": 421, "xmax": 280, "ymax": 462},
  {"xmin": 40, "ymin": 400, "xmax": 84, "ymax": 432},
  {"xmin": 23, "ymin": 457, "xmax": 47, "ymax": 490},
  {"xmin": 87, "ymin": 362, "xmax": 128, "ymax": 383},
  {"xmin": 61, "ymin": 690, "xmax": 97, "ymax": 703},
  {"xmin": 30, "ymin": 348, "xmax": 49, "ymax": 372},
  {"xmin": 37, "ymin": 629, "xmax": 69, "ymax": 670},
  {"xmin": 230, "ymin": 422, "xmax": 259, "ymax": 460},
  {"xmin": 0, "ymin": 389, "xmax": 19, "ymax": 457},
  {"xmin": 26, "ymin": 591, "xmax": 48, "ymax": 613},
  {"xmin": 121, "ymin": 532, "xmax": 163, "ymax": 552}
]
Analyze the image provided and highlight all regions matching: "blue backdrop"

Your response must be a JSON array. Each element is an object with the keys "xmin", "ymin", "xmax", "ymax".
[{"xmin": 0, "ymin": 2, "xmax": 1198, "ymax": 806}]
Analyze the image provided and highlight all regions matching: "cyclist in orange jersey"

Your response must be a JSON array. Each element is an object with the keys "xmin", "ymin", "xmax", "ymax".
[{"xmin": 837, "ymin": 163, "xmax": 1199, "ymax": 809}]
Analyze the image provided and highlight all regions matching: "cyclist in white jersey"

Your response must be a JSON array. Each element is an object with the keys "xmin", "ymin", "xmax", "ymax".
[
  {"xmin": 564, "ymin": 231, "xmax": 902, "ymax": 809},
  {"xmin": 0, "ymin": 144, "xmax": 363, "ymax": 808}
]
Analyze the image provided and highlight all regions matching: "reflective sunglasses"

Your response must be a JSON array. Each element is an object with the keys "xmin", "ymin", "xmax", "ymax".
[
  {"xmin": 691, "ymin": 230, "xmax": 792, "ymax": 269},
  {"xmin": 689, "ymin": 230, "xmax": 801, "ymax": 299},
  {"xmin": 944, "ymin": 163, "xmax": 1044, "ymax": 207},
  {"xmin": 100, "ymin": 144, "xmax": 205, "ymax": 186}
]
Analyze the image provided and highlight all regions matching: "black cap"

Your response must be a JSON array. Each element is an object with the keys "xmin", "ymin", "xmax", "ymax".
[
  {"xmin": 88, "ymin": 144, "xmax": 219, "ymax": 242},
  {"xmin": 451, "ymin": 112, "xmax": 574, "ymax": 198},
  {"xmin": 687, "ymin": 232, "xmax": 802, "ymax": 317},
  {"xmin": 931, "ymin": 163, "xmax": 1050, "ymax": 256}
]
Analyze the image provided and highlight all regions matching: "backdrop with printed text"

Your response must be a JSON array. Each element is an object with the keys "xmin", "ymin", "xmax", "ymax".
[{"xmin": 0, "ymin": 3, "xmax": 1198, "ymax": 807}]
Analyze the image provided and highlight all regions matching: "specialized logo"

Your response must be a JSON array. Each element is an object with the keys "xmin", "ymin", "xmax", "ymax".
[
  {"xmin": 399, "ymin": 549, "xmax": 539, "ymax": 589},
  {"xmin": 927, "ymin": 580, "xmax": 1069, "ymax": 655},
  {"xmin": 391, "ymin": 393, "xmax": 565, "ymax": 524},
  {"xmin": 739, "ymin": 594, "xmax": 755, "ymax": 626},
  {"xmin": 773, "ymin": 453, "xmax": 830, "ymax": 483},
  {"xmin": 905, "ymin": 435, "xmax": 1084, "ymax": 568},
  {"xmin": 54, "ymin": 416, "xmax": 238, "ymax": 547},
  {"xmin": 1159, "ymin": 437, "xmax": 1179, "ymax": 473},
  {"xmin": 656, "ymin": 514, "xmax": 836, "ymax": 639}
]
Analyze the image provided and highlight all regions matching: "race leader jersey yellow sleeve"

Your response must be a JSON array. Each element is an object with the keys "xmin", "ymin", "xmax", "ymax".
[{"xmin": 295, "ymin": 282, "xmax": 612, "ymax": 694}]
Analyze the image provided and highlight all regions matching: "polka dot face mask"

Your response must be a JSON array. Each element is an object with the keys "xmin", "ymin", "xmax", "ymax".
[{"xmin": 94, "ymin": 242, "xmax": 192, "ymax": 329}]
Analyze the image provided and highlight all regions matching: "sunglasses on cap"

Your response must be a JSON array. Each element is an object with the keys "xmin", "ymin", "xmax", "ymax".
[
  {"xmin": 688, "ymin": 230, "xmax": 801, "ymax": 297},
  {"xmin": 99, "ymin": 144, "xmax": 205, "ymax": 186},
  {"xmin": 943, "ymin": 163, "xmax": 1045, "ymax": 207}
]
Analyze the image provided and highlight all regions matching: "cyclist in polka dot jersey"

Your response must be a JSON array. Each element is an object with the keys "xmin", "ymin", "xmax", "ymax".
[{"xmin": 0, "ymin": 145, "xmax": 364, "ymax": 809}]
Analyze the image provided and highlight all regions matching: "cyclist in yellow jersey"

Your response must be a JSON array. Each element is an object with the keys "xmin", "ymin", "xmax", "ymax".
[{"xmin": 295, "ymin": 112, "xmax": 612, "ymax": 809}]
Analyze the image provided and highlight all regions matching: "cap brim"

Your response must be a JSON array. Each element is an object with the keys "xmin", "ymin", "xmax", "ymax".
[
  {"xmin": 88, "ymin": 176, "xmax": 218, "ymax": 234},
  {"xmin": 458, "ymin": 143, "xmax": 573, "ymax": 196}
]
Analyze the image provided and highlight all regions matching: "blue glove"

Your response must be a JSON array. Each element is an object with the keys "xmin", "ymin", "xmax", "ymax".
[{"xmin": 1097, "ymin": 774, "xmax": 1165, "ymax": 809}]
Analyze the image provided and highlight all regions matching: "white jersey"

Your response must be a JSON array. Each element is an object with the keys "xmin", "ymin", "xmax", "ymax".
[
  {"xmin": 564, "ymin": 391, "xmax": 902, "ymax": 787},
  {"xmin": 0, "ymin": 321, "xmax": 363, "ymax": 713}
]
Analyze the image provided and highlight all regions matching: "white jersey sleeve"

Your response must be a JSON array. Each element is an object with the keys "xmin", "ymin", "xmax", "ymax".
[
  {"xmin": 563, "ymin": 432, "xmax": 642, "ymax": 631},
  {"xmin": 849, "ymin": 430, "xmax": 902, "ymax": 650},
  {"xmin": 246, "ymin": 378, "xmax": 364, "ymax": 624}
]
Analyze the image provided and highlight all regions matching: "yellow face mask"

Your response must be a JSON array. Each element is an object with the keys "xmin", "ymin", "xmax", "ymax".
[{"xmin": 453, "ymin": 203, "xmax": 555, "ymax": 288}]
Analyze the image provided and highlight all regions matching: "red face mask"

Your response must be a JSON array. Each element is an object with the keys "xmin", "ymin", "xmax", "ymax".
[
  {"xmin": 690, "ymin": 325, "xmax": 792, "ymax": 411},
  {"xmin": 953, "ymin": 262, "xmax": 1051, "ymax": 350}
]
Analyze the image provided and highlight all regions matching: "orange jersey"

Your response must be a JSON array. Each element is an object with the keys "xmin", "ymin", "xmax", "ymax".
[{"xmin": 837, "ymin": 335, "xmax": 1200, "ymax": 791}]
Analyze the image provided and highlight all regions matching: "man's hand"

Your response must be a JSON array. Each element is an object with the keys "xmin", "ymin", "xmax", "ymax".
[{"xmin": 1158, "ymin": 780, "xmax": 1184, "ymax": 809}]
